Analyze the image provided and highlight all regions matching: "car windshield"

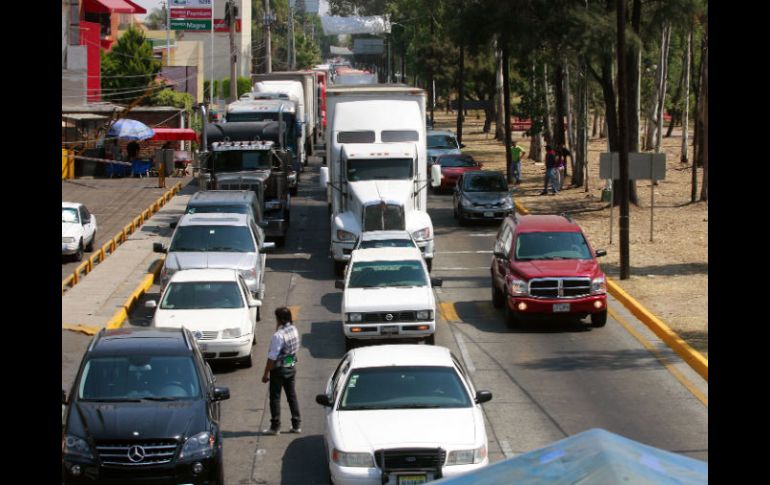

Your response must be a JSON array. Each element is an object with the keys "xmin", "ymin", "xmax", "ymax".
[
  {"xmin": 428, "ymin": 134, "xmax": 459, "ymax": 149},
  {"xmin": 338, "ymin": 366, "xmax": 472, "ymax": 410},
  {"xmin": 62, "ymin": 208, "xmax": 79, "ymax": 223},
  {"xmin": 348, "ymin": 260, "xmax": 427, "ymax": 288},
  {"xmin": 78, "ymin": 356, "xmax": 201, "ymax": 401},
  {"xmin": 464, "ymin": 174, "xmax": 508, "ymax": 192},
  {"xmin": 161, "ymin": 281, "xmax": 244, "ymax": 309},
  {"xmin": 169, "ymin": 225, "xmax": 255, "ymax": 252},
  {"xmin": 439, "ymin": 156, "xmax": 476, "ymax": 168},
  {"xmin": 359, "ymin": 239, "xmax": 415, "ymax": 250},
  {"xmin": 347, "ymin": 158, "xmax": 413, "ymax": 181},
  {"xmin": 212, "ymin": 150, "xmax": 271, "ymax": 172},
  {"xmin": 515, "ymin": 232, "xmax": 593, "ymax": 260}
]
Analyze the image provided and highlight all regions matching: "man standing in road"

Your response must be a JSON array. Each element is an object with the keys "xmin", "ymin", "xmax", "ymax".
[
  {"xmin": 509, "ymin": 140, "xmax": 526, "ymax": 185},
  {"xmin": 261, "ymin": 307, "xmax": 301, "ymax": 435}
]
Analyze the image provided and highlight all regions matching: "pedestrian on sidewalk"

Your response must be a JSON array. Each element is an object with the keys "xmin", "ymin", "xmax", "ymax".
[
  {"xmin": 540, "ymin": 145, "xmax": 559, "ymax": 195},
  {"xmin": 509, "ymin": 140, "xmax": 526, "ymax": 185},
  {"xmin": 261, "ymin": 307, "xmax": 301, "ymax": 435}
]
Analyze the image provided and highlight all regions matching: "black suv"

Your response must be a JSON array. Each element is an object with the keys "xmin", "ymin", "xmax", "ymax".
[{"xmin": 62, "ymin": 328, "xmax": 230, "ymax": 484}]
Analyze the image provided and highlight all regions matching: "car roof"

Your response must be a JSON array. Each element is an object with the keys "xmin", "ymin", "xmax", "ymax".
[
  {"xmin": 359, "ymin": 230, "xmax": 414, "ymax": 241},
  {"xmin": 350, "ymin": 247, "xmax": 424, "ymax": 263},
  {"xmin": 177, "ymin": 212, "xmax": 250, "ymax": 226},
  {"xmin": 62, "ymin": 202, "xmax": 83, "ymax": 209},
  {"xmin": 349, "ymin": 344, "xmax": 454, "ymax": 368},
  {"xmin": 90, "ymin": 328, "xmax": 192, "ymax": 357},
  {"xmin": 513, "ymin": 215, "xmax": 583, "ymax": 233},
  {"xmin": 188, "ymin": 191, "xmax": 255, "ymax": 205},
  {"xmin": 168, "ymin": 268, "xmax": 240, "ymax": 283}
]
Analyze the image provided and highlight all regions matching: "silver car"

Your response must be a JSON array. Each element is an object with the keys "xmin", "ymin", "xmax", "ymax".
[{"xmin": 154, "ymin": 213, "xmax": 274, "ymax": 302}]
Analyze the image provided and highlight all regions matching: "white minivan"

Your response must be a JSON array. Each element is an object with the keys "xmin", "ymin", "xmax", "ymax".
[{"xmin": 336, "ymin": 247, "xmax": 442, "ymax": 351}]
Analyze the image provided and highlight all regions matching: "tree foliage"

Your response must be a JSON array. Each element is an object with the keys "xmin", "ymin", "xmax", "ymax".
[{"xmin": 101, "ymin": 26, "xmax": 162, "ymax": 104}]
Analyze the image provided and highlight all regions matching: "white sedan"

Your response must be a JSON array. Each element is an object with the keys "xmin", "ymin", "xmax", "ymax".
[
  {"xmin": 316, "ymin": 345, "xmax": 492, "ymax": 485},
  {"xmin": 62, "ymin": 202, "xmax": 97, "ymax": 261},
  {"xmin": 147, "ymin": 268, "xmax": 261, "ymax": 367}
]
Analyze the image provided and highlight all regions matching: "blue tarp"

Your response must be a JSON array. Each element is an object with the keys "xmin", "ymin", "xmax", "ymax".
[{"xmin": 433, "ymin": 429, "xmax": 707, "ymax": 485}]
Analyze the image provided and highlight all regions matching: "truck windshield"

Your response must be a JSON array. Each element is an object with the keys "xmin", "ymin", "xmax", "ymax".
[
  {"xmin": 515, "ymin": 232, "xmax": 593, "ymax": 261},
  {"xmin": 347, "ymin": 158, "xmax": 413, "ymax": 181},
  {"xmin": 348, "ymin": 260, "xmax": 427, "ymax": 288},
  {"xmin": 169, "ymin": 225, "xmax": 256, "ymax": 253},
  {"xmin": 212, "ymin": 150, "xmax": 271, "ymax": 172}
]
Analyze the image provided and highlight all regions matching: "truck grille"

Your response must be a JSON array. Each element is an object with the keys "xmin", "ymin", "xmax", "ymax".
[
  {"xmin": 362, "ymin": 311, "xmax": 416, "ymax": 323},
  {"xmin": 374, "ymin": 448, "xmax": 446, "ymax": 471},
  {"xmin": 219, "ymin": 182, "xmax": 258, "ymax": 192},
  {"xmin": 529, "ymin": 278, "xmax": 592, "ymax": 299},
  {"xmin": 96, "ymin": 440, "xmax": 178, "ymax": 467},
  {"xmin": 363, "ymin": 203, "xmax": 405, "ymax": 231}
]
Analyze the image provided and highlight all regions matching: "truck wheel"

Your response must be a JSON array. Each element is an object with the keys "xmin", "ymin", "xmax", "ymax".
[
  {"xmin": 458, "ymin": 207, "xmax": 467, "ymax": 226},
  {"xmin": 492, "ymin": 283, "xmax": 504, "ymax": 309},
  {"xmin": 426, "ymin": 259, "xmax": 433, "ymax": 272},
  {"xmin": 74, "ymin": 240, "xmax": 84, "ymax": 262},
  {"xmin": 504, "ymin": 298, "xmax": 520, "ymax": 329},
  {"xmin": 590, "ymin": 310, "xmax": 607, "ymax": 328},
  {"xmin": 424, "ymin": 334, "xmax": 435, "ymax": 345},
  {"xmin": 334, "ymin": 261, "xmax": 346, "ymax": 277},
  {"xmin": 85, "ymin": 232, "xmax": 96, "ymax": 252}
]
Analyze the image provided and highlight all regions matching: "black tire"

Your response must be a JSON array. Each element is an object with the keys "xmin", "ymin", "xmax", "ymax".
[
  {"xmin": 426, "ymin": 258, "xmax": 433, "ymax": 272},
  {"xmin": 344, "ymin": 337, "xmax": 356, "ymax": 352},
  {"xmin": 590, "ymin": 310, "xmax": 607, "ymax": 328},
  {"xmin": 492, "ymin": 283, "xmax": 505, "ymax": 309},
  {"xmin": 504, "ymin": 297, "xmax": 520, "ymax": 329},
  {"xmin": 334, "ymin": 261, "xmax": 346, "ymax": 277},
  {"xmin": 453, "ymin": 203, "xmax": 458, "ymax": 219},
  {"xmin": 256, "ymin": 306, "xmax": 261, "ymax": 323},
  {"xmin": 74, "ymin": 240, "xmax": 84, "ymax": 262},
  {"xmin": 424, "ymin": 334, "xmax": 435, "ymax": 345},
  {"xmin": 85, "ymin": 232, "xmax": 95, "ymax": 252},
  {"xmin": 239, "ymin": 351, "xmax": 253, "ymax": 368}
]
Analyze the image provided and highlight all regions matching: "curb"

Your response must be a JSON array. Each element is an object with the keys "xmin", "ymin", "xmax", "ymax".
[
  {"xmin": 62, "ymin": 182, "xmax": 182, "ymax": 294},
  {"xmin": 514, "ymin": 199, "xmax": 708, "ymax": 381},
  {"xmin": 105, "ymin": 258, "xmax": 165, "ymax": 330}
]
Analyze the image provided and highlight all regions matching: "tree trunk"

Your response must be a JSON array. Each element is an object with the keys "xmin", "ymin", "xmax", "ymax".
[
  {"xmin": 494, "ymin": 41, "xmax": 505, "ymax": 141},
  {"xmin": 553, "ymin": 63, "xmax": 567, "ymax": 147},
  {"xmin": 697, "ymin": 23, "xmax": 708, "ymax": 201},
  {"xmin": 654, "ymin": 24, "xmax": 672, "ymax": 154},
  {"xmin": 574, "ymin": 61, "xmax": 587, "ymax": 188},
  {"xmin": 503, "ymin": 43, "xmax": 513, "ymax": 183},
  {"xmin": 592, "ymin": 109, "xmax": 599, "ymax": 138},
  {"xmin": 543, "ymin": 62, "xmax": 553, "ymax": 145},
  {"xmin": 456, "ymin": 42, "xmax": 465, "ymax": 144},
  {"xmin": 565, "ymin": 62, "xmax": 576, "ymax": 151},
  {"xmin": 600, "ymin": 114, "xmax": 607, "ymax": 138},
  {"xmin": 483, "ymin": 97, "xmax": 494, "ymax": 133},
  {"xmin": 529, "ymin": 61, "xmax": 542, "ymax": 161},
  {"xmin": 681, "ymin": 29, "xmax": 691, "ymax": 165}
]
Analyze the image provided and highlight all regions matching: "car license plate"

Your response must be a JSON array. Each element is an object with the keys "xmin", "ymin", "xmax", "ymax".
[
  {"xmin": 484, "ymin": 211, "xmax": 494, "ymax": 217},
  {"xmin": 381, "ymin": 325, "xmax": 399, "ymax": 335},
  {"xmin": 398, "ymin": 475, "xmax": 427, "ymax": 485},
  {"xmin": 553, "ymin": 303, "xmax": 570, "ymax": 313}
]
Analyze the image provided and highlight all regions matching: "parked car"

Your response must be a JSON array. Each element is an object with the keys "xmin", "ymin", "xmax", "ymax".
[
  {"xmin": 62, "ymin": 327, "xmax": 230, "ymax": 485},
  {"xmin": 452, "ymin": 171, "xmax": 514, "ymax": 224},
  {"xmin": 490, "ymin": 214, "xmax": 608, "ymax": 328},
  {"xmin": 315, "ymin": 344, "xmax": 492, "ymax": 485},
  {"xmin": 62, "ymin": 202, "xmax": 97, "ymax": 262},
  {"xmin": 427, "ymin": 130, "xmax": 464, "ymax": 164},
  {"xmin": 336, "ymin": 247, "xmax": 442, "ymax": 350},
  {"xmin": 148, "ymin": 269, "xmax": 261, "ymax": 367},
  {"xmin": 154, "ymin": 213, "xmax": 274, "ymax": 299},
  {"xmin": 429, "ymin": 153, "xmax": 483, "ymax": 192},
  {"xmin": 184, "ymin": 190, "xmax": 263, "ymax": 227}
]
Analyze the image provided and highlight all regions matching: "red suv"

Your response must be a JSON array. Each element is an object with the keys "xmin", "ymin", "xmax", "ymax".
[{"xmin": 490, "ymin": 214, "xmax": 608, "ymax": 327}]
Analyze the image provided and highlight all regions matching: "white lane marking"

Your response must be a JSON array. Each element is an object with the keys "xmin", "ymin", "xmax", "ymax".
[
  {"xmin": 455, "ymin": 333, "xmax": 476, "ymax": 373},
  {"xmin": 440, "ymin": 250, "xmax": 493, "ymax": 254},
  {"xmin": 500, "ymin": 440, "xmax": 515, "ymax": 458}
]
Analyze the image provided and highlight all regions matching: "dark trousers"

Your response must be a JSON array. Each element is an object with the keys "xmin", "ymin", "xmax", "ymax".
[{"xmin": 269, "ymin": 366, "xmax": 301, "ymax": 429}]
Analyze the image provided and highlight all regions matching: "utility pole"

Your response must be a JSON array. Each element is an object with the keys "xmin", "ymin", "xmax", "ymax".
[
  {"xmin": 616, "ymin": 0, "xmax": 631, "ymax": 279},
  {"xmin": 287, "ymin": 1, "xmax": 294, "ymax": 70},
  {"xmin": 164, "ymin": 1, "xmax": 170, "ymax": 66},
  {"xmin": 263, "ymin": 0, "xmax": 272, "ymax": 73},
  {"xmin": 227, "ymin": 0, "xmax": 237, "ymax": 103}
]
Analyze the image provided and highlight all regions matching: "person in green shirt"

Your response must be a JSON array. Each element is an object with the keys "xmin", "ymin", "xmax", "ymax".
[{"xmin": 509, "ymin": 140, "xmax": 526, "ymax": 185}]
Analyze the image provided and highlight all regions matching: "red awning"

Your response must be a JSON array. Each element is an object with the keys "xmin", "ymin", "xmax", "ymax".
[
  {"xmin": 83, "ymin": 0, "xmax": 146, "ymax": 14},
  {"xmin": 151, "ymin": 128, "xmax": 199, "ymax": 142}
]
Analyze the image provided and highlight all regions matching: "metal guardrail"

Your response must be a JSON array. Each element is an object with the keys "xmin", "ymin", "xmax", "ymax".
[{"xmin": 62, "ymin": 182, "xmax": 183, "ymax": 294}]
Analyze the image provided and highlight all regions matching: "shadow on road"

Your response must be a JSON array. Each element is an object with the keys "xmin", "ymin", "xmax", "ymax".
[
  {"xmin": 517, "ymin": 348, "xmax": 668, "ymax": 372},
  {"xmin": 280, "ymin": 434, "xmax": 329, "ymax": 485}
]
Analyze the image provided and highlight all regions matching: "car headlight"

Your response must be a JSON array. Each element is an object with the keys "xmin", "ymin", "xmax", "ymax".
[
  {"xmin": 222, "ymin": 328, "xmax": 242, "ymax": 339},
  {"xmin": 63, "ymin": 435, "xmax": 94, "ymax": 460},
  {"xmin": 416, "ymin": 310, "xmax": 433, "ymax": 320},
  {"xmin": 239, "ymin": 268, "xmax": 257, "ymax": 281},
  {"xmin": 501, "ymin": 198, "xmax": 514, "ymax": 209},
  {"xmin": 332, "ymin": 449, "xmax": 373, "ymax": 468},
  {"xmin": 509, "ymin": 279, "xmax": 527, "ymax": 296},
  {"xmin": 591, "ymin": 276, "xmax": 607, "ymax": 295},
  {"xmin": 336, "ymin": 229, "xmax": 356, "ymax": 242},
  {"xmin": 461, "ymin": 196, "xmax": 473, "ymax": 207},
  {"xmin": 412, "ymin": 227, "xmax": 432, "ymax": 241},
  {"xmin": 179, "ymin": 431, "xmax": 215, "ymax": 461},
  {"xmin": 62, "ymin": 237, "xmax": 75, "ymax": 243},
  {"xmin": 347, "ymin": 313, "xmax": 362, "ymax": 323},
  {"xmin": 446, "ymin": 445, "xmax": 487, "ymax": 465}
]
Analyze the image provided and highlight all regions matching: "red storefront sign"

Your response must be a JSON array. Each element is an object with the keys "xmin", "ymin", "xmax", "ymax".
[
  {"xmin": 170, "ymin": 8, "xmax": 211, "ymax": 19},
  {"xmin": 214, "ymin": 18, "xmax": 241, "ymax": 32}
]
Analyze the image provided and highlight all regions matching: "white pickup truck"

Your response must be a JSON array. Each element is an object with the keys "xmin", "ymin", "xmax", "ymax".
[{"xmin": 335, "ymin": 247, "xmax": 442, "ymax": 351}]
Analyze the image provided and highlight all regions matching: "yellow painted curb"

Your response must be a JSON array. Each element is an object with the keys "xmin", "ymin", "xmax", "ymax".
[
  {"xmin": 607, "ymin": 279, "xmax": 708, "ymax": 381},
  {"xmin": 62, "ymin": 324, "xmax": 101, "ymax": 336},
  {"xmin": 105, "ymin": 258, "xmax": 165, "ymax": 330}
]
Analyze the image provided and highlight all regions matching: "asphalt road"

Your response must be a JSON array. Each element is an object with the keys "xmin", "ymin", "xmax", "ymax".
[{"xmin": 124, "ymin": 161, "xmax": 707, "ymax": 484}]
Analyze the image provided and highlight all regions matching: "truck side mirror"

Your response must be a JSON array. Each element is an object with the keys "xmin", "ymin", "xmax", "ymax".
[
  {"xmin": 315, "ymin": 394, "xmax": 332, "ymax": 407},
  {"xmin": 319, "ymin": 166, "xmax": 330, "ymax": 189},
  {"xmin": 153, "ymin": 242, "xmax": 167, "ymax": 254},
  {"xmin": 170, "ymin": 221, "xmax": 177, "ymax": 229},
  {"xmin": 145, "ymin": 300, "xmax": 157, "ymax": 309},
  {"xmin": 430, "ymin": 278, "xmax": 443, "ymax": 287},
  {"xmin": 595, "ymin": 249, "xmax": 607, "ymax": 257},
  {"xmin": 260, "ymin": 242, "xmax": 276, "ymax": 253},
  {"xmin": 475, "ymin": 390, "xmax": 493, "ymax": 404}
]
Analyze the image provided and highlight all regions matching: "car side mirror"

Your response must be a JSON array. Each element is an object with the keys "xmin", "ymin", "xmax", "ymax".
[
  {"xmin": 62, "ymin": 389, "xmax": 67, "ymax": 405},
  {"xmin": 145, "ymin": 300, "xmax": 157, "ymax": 309},
  {"xmin": 212, "ymin": 387, "xmax": 230, "ymax": 401},
  {"xmin": 493, "ymin": 250, "xmax": 508, "ymax": 260},
  {"xmin": 153, "ymin": 242, "xmax": 167, "ymax": 254},
  {"xmin": 258, "ymin": 220, "xmax": 269, "ymax": 228},
  {"xmin": 475, "ymin": 390, "xmax": 493, "ymax": 404},
  {"xmin": 335, "ymin": 280, "xmax": 345, "ymax": 290},
  {"xmin": 248, "ymin": 297, "xmax": 262, "ymax": 308},
  {"xmin": 595, "ymin": 249, "xmax": 607, "ymax": 257},
  {"xmin": 169, "ymin": 221, "xmax": 177, "ymax": 229},
  {"xmin": 315, "ymin": 394, "xmax": 333, "ymax": 407},
  {"xmin": 83, "ymin": 216, "xmax": 91, "ymax": 224},
  {"xmin": 260, "ymin": 242, "xmax": 276, "ymax": 253},
  {"xmin": 430, "ymin": 278, "xmax": 443, "ymax": 287}
]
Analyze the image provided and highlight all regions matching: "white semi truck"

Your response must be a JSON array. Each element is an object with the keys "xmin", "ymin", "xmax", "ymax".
[{"xmin": 321, "ymin": 85, "xmax": 434, "ymax": 275}]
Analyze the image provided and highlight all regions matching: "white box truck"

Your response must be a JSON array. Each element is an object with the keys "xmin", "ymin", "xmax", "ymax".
[{"xmin": 320, "ymin": 85, "xmax": 434, "ymax": 275}]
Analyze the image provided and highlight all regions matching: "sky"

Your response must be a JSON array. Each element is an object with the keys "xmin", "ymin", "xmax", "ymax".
[{"xmin": 131, "ymin": 0, "xmax": 330, "ymax": 20}]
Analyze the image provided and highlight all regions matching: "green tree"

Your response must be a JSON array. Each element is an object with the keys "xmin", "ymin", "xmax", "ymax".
[
  {"xmin": 101, "ymin": 26, "xmax": 161, "ymax": 104},
  {"xmin": 143, "ymin": 8, "xmax": 166, "ymax": 30}
]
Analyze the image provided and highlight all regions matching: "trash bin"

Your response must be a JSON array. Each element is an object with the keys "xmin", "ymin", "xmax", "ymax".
[{"xmin": 601, "ymin": 186, "xmax": 612, "ymax": 202}]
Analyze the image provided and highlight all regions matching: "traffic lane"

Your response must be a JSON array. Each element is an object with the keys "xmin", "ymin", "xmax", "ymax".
[
  {"xmin": 428, "ymin": 192, "xmax": 708, "ymax": 461},
  {"xmin": 61, "ymin": 176, "xmax": 193, "ymax": 280}
]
